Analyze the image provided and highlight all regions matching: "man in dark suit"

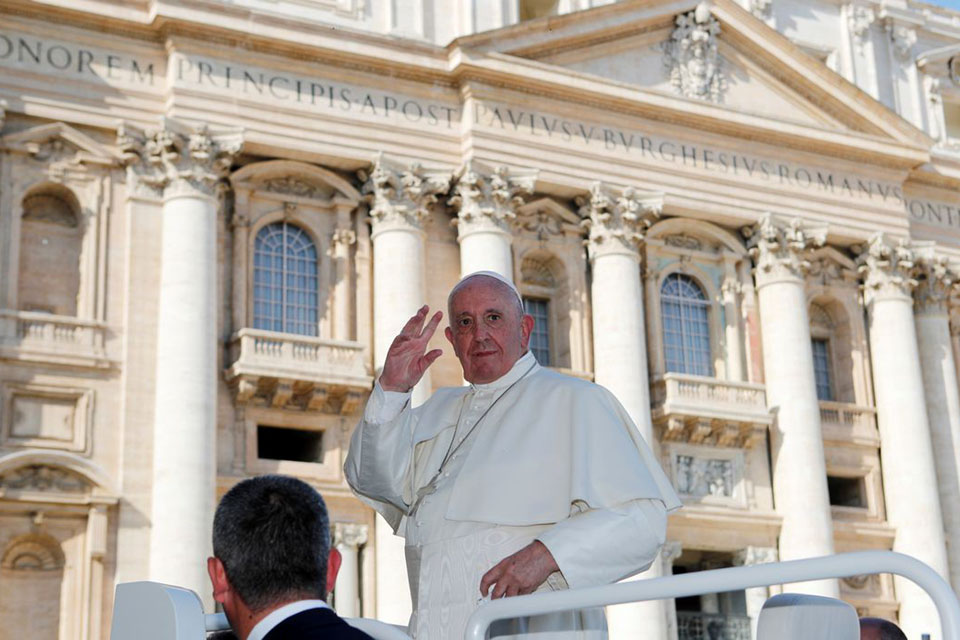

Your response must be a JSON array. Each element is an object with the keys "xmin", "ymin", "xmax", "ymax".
[{"xmin": 207, "ymin": 475, "xmax": 374, "ymax": 640}]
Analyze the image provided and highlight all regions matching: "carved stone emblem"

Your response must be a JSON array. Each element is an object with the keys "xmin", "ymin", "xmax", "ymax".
[
  {"xmin": 664, "ymin": 233, "xmax": 703, "ymax": 251},
  {"xmin": 520, "ymin": 256, "xmax": 557, "ymax": 288},
  {"xmin": 661, "ymin": 3, "xmax": 726, "ymax": 103},
  {"xmin": 887, "ymin": 22, "xmax": 917, "ymax": 61},
  {"xmin": 0, "ymin": 465, "xmax": 90, "ymax": 493},
  {"xmin": 847, "ymin": 5, "xmax": 875, "ymax": 51},
  {"xmin": 519, "ymin": 209, "xmax": 564, "ymax": 243},
  {"xmin": 263, "ymin": 177, "xmax": 324, "ymax": 199}
]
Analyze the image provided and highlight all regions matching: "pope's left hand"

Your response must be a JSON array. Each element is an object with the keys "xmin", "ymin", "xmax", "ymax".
[{"xmin": 479, "ymin": 540, "xmax": 559, "ymax": 599}]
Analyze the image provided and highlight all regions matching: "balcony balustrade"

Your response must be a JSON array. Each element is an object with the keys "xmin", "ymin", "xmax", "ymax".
[
  {"xmin": 818, "ymin": 401, "xmax": 879, "ymax": 446},
  {"xmin": 651, "ymin": 373, "xmax": 771, "ymax": 447},
  {"xmin": 225, "ymin": 328, "xmax": 372, "ymax": 414},
  {"xmin": 0, "ymin": 309, "xmax": 111, "ymax": 369}
]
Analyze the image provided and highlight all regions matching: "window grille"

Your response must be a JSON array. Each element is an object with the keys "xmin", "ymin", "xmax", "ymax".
[
  {"xmin": 661, "ymin": 274, "xmax": 712, "ymax": 376},
  {"xmin": 523, "ymin": 297, "xmax": 551, "ymax": 366},
  {"xmin": 253, "ymin": 222, "xmax": 319, "ymax": 336},
  {"xmin": 811, "ymin": 338, "xmax": 834, "ymax": 401}
]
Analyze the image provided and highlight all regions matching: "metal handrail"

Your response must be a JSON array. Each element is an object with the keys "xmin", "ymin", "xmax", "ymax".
[{"xmin": 464, "ymin": 551, "xmax": 960, "ymax": 640}]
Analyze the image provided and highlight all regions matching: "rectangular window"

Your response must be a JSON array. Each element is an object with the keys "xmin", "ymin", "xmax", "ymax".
[
  {"xmin": 523, "ymin": 297, "xmax": 551, "ymax": 366},
  {"xmin": 257, "ymin": 425, "xmax": 324, "ymax": 463},
  {"xmin": 811, "ymin": 338, "xmax": 833, "ymax": 401},
  {"xmin": 827, "ymin": 475, "xmax": 867, "ymax": 508}
]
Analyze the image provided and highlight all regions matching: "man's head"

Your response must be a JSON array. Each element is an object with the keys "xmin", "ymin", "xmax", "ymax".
[
  {"xmin": 207, "ymin": 475, "xmax": 341, "ymax": 631},
  {"xmin": 445, "ymin": 272, "xmax": 534, "ymax": 384},
  {"xmin": 859, "ymin": 617, "xmax": 908, "ymax": 640}
]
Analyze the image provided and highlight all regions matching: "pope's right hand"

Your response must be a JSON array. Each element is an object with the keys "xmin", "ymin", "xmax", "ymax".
[{"xmin": 379, "ymin": 305, "xmax": 444, "ymax": 393}]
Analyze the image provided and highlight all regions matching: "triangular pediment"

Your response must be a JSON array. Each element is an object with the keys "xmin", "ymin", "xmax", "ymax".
[
  {"xmin": 1, "ymin": 122, "xmax": 122, "ymax": 166},
  {"xmin": 453, "ymin": 0, "xmax": 930, "ymax": 153}
]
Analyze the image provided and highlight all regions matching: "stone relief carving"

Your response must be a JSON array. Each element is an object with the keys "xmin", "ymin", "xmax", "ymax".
[
  {"xmin": 661, "ymin": 3, "xmax": 726, "ymax": 103},
  {"xmin": 332, "ymin": 227, "xmax": 357, "ymax": 248},
  {"xmin": 675, "ymin": 454, "xmax": 734, "ymax": 497},
  {"xmin": 743, "ymin": 213, "xmax": 827, "ymax": 285},
  {"xmin": 578, "ymin": 182, "xmax": 661, "ymax": 260},
  {"xmin": 519, "ymin": 208, "xmax": 565, "ymax": 243},
  {"xmin": 1, "ymin": 535, "xmax": 65, "ymax": 571},
  {"xmin": 887, "ymin": 22, "xmax": 917, "ymax": 61},
  {"xmin": 854, "ymin": 233, "xmax": 920, "ymax": 304},
  {"xmin": 664, "ymin": 233, "xmax": 703, "ymax": 251},
  {"xmin": 847, "ymin": 5, "xmax": 875, "ymax": 51},
  {"xmin": 0, "ymin": 465, "xmax": 90, "ymax": 493},
  {"xmin": 521, "ymin": 256, "xmax": 558, "ymax": 288},
  {"xmin": 361, "ymin": 154, "xmax": 452, "ymax": 233},
  {"xmin": 805, "ymin": 255, "xmax": 849, "ymax": 286},
  {"xmin": 117, "ymin": 119, "xmax": 243, "ymax": 198},
  {"xmin": 449, "ymin": 161, "xmax": 537, "ymax": 237},
  {"xmin": 262, "ymin": 177, "xmax": 325, "ymax": 199},
  {"xmin": 733, "ymin": 546, "xmax": 778, "ymax": 566}
]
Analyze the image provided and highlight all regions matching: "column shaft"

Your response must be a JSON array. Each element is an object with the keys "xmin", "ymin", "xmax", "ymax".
[
  {"xmin": 149, "ymin": 192, "xmax": 218, "ymax": 599},
  {"xmin": 458, "ymin": 230, "xmax": 512, "ymax": 279},
  {"xmin": 916, "ymin": 309, "xmax": 960, "ymax": 590}
]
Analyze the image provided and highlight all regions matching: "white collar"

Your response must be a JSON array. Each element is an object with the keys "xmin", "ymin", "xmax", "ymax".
[
  {"xmin": 246, "ymin": 599, "xmax": 330, "ymax": 640},
  {"xmin": 470, "ymin": 351, "xmax": 538, "ymax": 392}
]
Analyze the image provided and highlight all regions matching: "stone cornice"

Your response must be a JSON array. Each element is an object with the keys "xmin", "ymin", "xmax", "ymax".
[
  {"xmin": 743, "ymin": 213, "xmax": 827, "ymax": 287},
  {"xmin": 449, "ymin": 160, "xmax": 537, "ymax": 240},
  {"xmin": 855, "ymin": 233, "xmax": 920, "ymax": 305},
  {"xmin": 360, "ymin": 154, "xmax": 452, "ymax": 237},
  {"xmin": 117, "ymin": 118, "xmax": 243, "ymax": 199},
  {"xmin": 578, "ymin": 181, "xmax": 661, "ymax": 262}
]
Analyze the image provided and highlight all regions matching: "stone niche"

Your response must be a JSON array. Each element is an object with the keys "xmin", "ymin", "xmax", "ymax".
[{"xmin": 0, "ymin": 383, "xmax": 92, "ymax": 452}]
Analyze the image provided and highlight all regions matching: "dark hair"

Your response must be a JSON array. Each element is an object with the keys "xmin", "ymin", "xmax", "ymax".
[
  {"xmin": 212, "ymin": 475, "xmax": 330, "ymax": 611},
  {"xmin": 860, "ymin": 617, "xmax": 908, "ymax": 640}
]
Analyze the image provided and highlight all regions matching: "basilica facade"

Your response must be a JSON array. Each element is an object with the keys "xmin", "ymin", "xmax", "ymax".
[{"xmin": 2, "ymin": 0, "xmax": 960, "ymax": 638}]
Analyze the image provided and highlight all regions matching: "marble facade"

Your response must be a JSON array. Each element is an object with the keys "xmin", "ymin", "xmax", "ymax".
[{"xmin": 3, "ymin": 0, "xmax": 960, "ymax": 638}]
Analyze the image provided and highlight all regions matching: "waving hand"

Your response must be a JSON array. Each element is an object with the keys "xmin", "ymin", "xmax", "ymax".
[{"xmin": 379, "ymin": 306, "xmax": 444, "ymax": 393}]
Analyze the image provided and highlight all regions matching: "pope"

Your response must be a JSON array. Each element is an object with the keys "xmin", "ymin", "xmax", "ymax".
[{"xmin": 345, "ymin": 271, "xmax": 681, "ymax": 639}]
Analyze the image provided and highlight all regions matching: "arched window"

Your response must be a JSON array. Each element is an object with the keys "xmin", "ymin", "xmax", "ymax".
[
  {"xmin": 661, "ymin": 273, "xmax": 712, "ymax": 376},
  {"xmin": 253, "ymin": 222, "xmax": 319, "ymax": 337},
  {"xmin": 809, "ymin": 303, "xmax": 835, "ymax": 402}
]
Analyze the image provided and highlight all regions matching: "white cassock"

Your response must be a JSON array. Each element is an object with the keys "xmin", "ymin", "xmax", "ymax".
[{"xmin": 344, "ymin": 351, "xmax": 682, "ymax": 640}]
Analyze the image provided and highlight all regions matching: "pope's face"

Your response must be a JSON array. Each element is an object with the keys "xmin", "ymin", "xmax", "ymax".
[{"xmin": 444, "ymin": 278, "xmax": 534, "ymax": 384}]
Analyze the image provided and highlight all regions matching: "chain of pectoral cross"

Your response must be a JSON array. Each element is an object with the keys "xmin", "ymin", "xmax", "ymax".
[{"xmin": 411, "ymin": 361, "xmax": 537, "ymax": 515}]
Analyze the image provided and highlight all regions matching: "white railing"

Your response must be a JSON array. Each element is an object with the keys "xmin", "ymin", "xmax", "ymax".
[
  {"xmin": 818, "ymin": 401, "xmax": 876, "ymax": 430},
  {"xmin": 227, "ymin": 328, "xmax": 369, "ymax": 386},
  {"xmin": 464, "ymin": 552, "xmax": 960, "ymax": 640},
  {"xmin": 0, "ymin": 309, "xmax": 106, "ymax": 349}
]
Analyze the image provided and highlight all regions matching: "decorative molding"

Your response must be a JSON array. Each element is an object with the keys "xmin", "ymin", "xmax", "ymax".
[
  {"xmin": 2, "ymin": 121, "xmax": 121, "ymax": 182},
  {"xmin": 733, "ymin": 545, "xmax": 778, "ymax": 566},
  {"xmin": 806, "ymin": 254, "xmax": 847, "ymax": 286},
  {"xmin": 847, "ymin": 4, "xmax": 875, "ymax": 51},
  {"xmin": 519, "ymin": 208, "xmax": 565, "ymax": 243},
  {"xmin": 449, "ymin": 161, "xmax": 537, "ymax": 239},
  {"xmin": 750, "ymin": 0, "xmax": 772, "ymax": 20},
  {"xmin": 332, "ymin": 227, "xmax": 357, "ymax": 248},
  {"xmin": 854, "ymin": 233, "xmax": 919, "ymax": 304},
  {"xmin": 913, "ymin": 253, "xmax": 958, "ymax": 314},
  {"xmin": 520, "ymin": 256, "xmax": 558, "ymax": 288},
  {"xmin": 743, "ymin": 213, "xmax": 827, "ymax": 286},
  {"xmin": 578, "ymin": 182, "xmax": 662, "ymax": 261},
  {"xmin": 886, "ymin": 21, "xmax": 917, "ymax": 61},
  {"xmin": 333, "ymin": 522, "xmax": 369, "ymax": 549},
  {"xmin": 1, "ymin": 534, "xmax": 65, "ymax": 571},
  {"xmin": 117, "ymin": 118, "xmax": 243, "ymax": 199},
  {"xmin": 661, "ymin": 3, "xmax": 726, "ymax": 103},
  {"xmin": 262, "ymin": 177, "xmax": 325, "ymax": 199},
  {"xmin": 0, "ymin": 465, "xmax": 90, "ymax": 493},
  {"xmin": 664, "ymin": 233, "xmax": 703, "ymax": 251},
  {"xmin": 361, "ymin": 154, "xmax": 452, "ymax": 235},
  {"xmin": 675, "ymin": 454, "xmax": 735, "ymax": 498}
]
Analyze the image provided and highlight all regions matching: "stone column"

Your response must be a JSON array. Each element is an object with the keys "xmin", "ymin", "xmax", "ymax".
[
  {"xmin": 734, "ymin": 546, "xmax": 778, "ymax": 640},
  {"xmin": 722, "ymin": 255, "xmax": 746, "ymax": 382},
  {"xmin": 857, "ymin": 234, "xmax": 950, "ymax": 639},
  {"xmin": 333, "ymin": 523, "xmax": 369, "ymax": 619},
  {"xmin": 914, "ymin": 255, "xmax": 960, "ymax": 591},
  {"xmin": 119, "ymin": 120, "xmax": 242, "ymax": 602},
  {"xmin": 661, "ymin": 541, "xmax": 683, "ymax": 640},
  {"xmin": 449, "ymin": 161, "xmax": 536, "ymax": 279},
  {"xmin": 744, "ymin": 214, "xmax": 837, "ymax": 597},
  {"xmin": 885, "ymin": 21, "xmax": 923, "ymax": 128},
  {"xmin": 580, "ymin": 182, "xmax": 667, "ymax": 638},
  {"xmin": 332, "ymin": 199, "xmax": 357, "ymax": 342},
  {"xmin": 361, "ymin": 155, "xmax": 450, "ymax": 624}
]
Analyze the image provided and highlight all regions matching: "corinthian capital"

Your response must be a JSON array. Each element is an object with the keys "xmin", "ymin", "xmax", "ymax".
[
  {"xmin": 855, "ymin": 233, "xmax": 919, "ymax": 304},
  {"xmin": 117, "ymin": 118, "xmax": 243, "ymax": 199},
  {"xmin": 449, "ymin": 161, "xmax": 538, "ymax": 240},
  {"xmin": 333, "ymin": 522, "xmax": 369, "ymax": 549},
  {"xmin": 913, "ymin": 250, "xmax": 958, "ymax": 315},
  {"xmin": 743, "ymin": 213, "xmax": 827, "ymax": 286},
  {"xmin": 733, "ymin": 546, "xmax": 778, "ymax": 566},
  {"xmin": 360, "ymin": 154, "xmax": 451, "ymax": 236},
  {"xmin": 577, "ymin": 182, "xmax": 661, "ymax": 261},
  {"xmin": 0, "ymin": 99, "xmax": 7, "ymax": 134}
]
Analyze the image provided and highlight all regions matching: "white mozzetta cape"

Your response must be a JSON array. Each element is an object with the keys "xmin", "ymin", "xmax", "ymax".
[{"xmin": 348, "ymin": 362, "xmax": 681, "ymax": 533}]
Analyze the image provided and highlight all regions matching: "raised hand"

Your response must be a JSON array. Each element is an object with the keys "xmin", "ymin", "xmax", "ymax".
[{"xmin": 379, "ymin": 306, "xmax": 444, "ymax": 393}]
